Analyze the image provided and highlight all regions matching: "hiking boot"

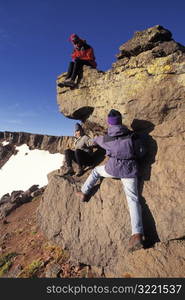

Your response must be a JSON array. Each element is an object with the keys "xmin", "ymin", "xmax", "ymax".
[
  {"xmin": 76, "ymin": 167, "xmax": 84, "ymax": 177},
  {"xmin": 63, "ymin": 167, "xmax": 75, "ymax": 176},
  {"xmin": 58, "ymin": 80, "xmax": 75, "ymax": 88},
  {"xmin": 57, "ymin": 82, "xmax": 65, "ymax": 88},
  {"xmin": 76, "ymin": 191, "xmax": 89, "ymax": 202},
  {"xmin": 63, "ymin": 80, "xmax": 75, "ymax": 87},
  {"xmin": 128, "ymin": 233, "xmax": 143, "ymax": 252}
]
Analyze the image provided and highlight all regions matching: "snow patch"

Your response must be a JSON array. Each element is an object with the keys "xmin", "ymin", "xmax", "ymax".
[
  {"xmin": 2, "ymin": 141, "xmax": 9, "ymax": 146},
  {"xmin": 0, "ymin": 144, "xmax": 64, "ymax": 199}
]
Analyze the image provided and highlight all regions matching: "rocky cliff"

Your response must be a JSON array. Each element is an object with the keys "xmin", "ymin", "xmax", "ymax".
[
  {"xmin": 38, "ymin": 25, "xmax": 185, "ymax": 277},
  {"xmin": 57, "ymin": 25, "xmax": 185, "ymax": 131}
]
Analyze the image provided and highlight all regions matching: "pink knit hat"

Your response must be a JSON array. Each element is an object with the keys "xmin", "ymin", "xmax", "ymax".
[{"xmin": 69, "ymin": 33, "xmax": 80, "ymax": 42}]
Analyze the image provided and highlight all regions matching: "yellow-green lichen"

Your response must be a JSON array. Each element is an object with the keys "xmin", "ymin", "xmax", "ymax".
[
  {"xmin": 147, "ymin": 57, "xmax": 173, "ymax": 75},
  {"xmin": 18, "ymin": 259, "xmax": 43, "ymax": 278},
  {"xmin": 43, "ymin": 243, "xmax": 69, "ymax": 262},
  {"xmin": 123, "ymin": 69, "xmax": 138, "ymax": 77},
  {"xmin": 135, "ymin": 71, "xmax": 149, "ymax": 81},
  {"xmin": 0, "ymin": 252, "xmax": 17, "ymax": 277},
  {"xmin": 0, "ymin": 261, "xmax": 12, "ymax": 277}
]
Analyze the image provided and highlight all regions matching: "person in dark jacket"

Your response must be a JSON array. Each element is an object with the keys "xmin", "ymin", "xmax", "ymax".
[
  {"xmin": 76, "ymin": 109, "xmax": 144, "ymax": 252},
  {"xmin": 58, "ymin": 34, "xmax": 97, "ymax": 88},
  {"xmin": 64, "ymin": 122, "xmax": 94, "ymax": 176}
]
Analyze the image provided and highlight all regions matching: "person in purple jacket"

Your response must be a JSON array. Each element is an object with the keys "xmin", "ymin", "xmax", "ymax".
[{"xmin": 76, "ymin": 109, "xmax": 144, "ymax": 252}]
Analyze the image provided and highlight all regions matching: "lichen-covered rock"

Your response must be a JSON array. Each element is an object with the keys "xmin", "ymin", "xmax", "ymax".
[{"xmin": 57, "ymin": 25, "xmax": 185, "ymax": 130}]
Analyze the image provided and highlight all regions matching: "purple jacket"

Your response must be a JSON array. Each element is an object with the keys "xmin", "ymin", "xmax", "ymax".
[{"xmin": 93, "ymin": 125, "xmax": 138, "ymax": 178}]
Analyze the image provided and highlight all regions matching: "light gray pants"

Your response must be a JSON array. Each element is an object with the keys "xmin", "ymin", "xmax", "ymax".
[{"xmin": 81, "ymin": 165, "xmax": 143, "ymax": 235}]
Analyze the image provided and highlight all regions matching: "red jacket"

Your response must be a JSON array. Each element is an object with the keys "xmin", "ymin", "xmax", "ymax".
[{"xmin": 71, "ymin": 41, "xmax": 97, "ymax": 68}]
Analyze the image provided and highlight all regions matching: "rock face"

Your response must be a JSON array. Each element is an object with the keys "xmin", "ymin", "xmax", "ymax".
[
  {"xmin": 0, "ymin": 143, "xmax": 17, "ymax": 169},
  {"xmin": 0, "ymin": 185, "xmax": 45, "ymax": 220},
  {"xmin": 0, "ymin": 131, "xmax": 73, "ymax": 154},
  {"xmin": 38, "ymin": 25, "xmax": 185, "ymax": 277},
  {"xmin": 38, "ymin": 172, "xmax": 185, "ymax": 277},
  {"xmin": 113, "ymin": 240, "xmax": 185, "ymax": 278}
]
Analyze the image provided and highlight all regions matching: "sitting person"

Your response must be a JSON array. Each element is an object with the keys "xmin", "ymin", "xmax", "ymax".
[
  {"xmin": 63, "ymin": 122, "xmax": 94, "ymax": 176},
  {"xmin": 58, "ymin": 34, "xmax": 97, "ymax": 88},
  {"xmin": 76, "ymin": 109, "xmax": 144, "ymax": 252}
]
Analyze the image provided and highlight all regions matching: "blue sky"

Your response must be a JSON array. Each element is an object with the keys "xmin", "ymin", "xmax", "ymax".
[{"xmin": 0, "ymin": 0, "xmax": 185, "ymax": 136}]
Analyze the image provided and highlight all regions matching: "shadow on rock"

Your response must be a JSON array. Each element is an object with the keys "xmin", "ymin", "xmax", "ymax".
[
  {"xmin": 131, "ymin": 119, "xmax": 159, "ymax": 248},
  {"xmin": 139, "ymin": 180, "xmax": 160, "ymax": 248},
  {"xmin": 72, "ymin": 107, "xmax": 94, "ymax": 122}
]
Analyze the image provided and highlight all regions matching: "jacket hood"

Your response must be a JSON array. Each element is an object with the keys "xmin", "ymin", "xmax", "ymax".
[{"xmin": 107, "ymin": 125, "xmax": 130, "ymax": 137}]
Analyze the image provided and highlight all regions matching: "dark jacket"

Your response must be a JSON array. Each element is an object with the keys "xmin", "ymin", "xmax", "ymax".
[{"xmin": 93, "ymin": 125, "xmax": 138, "ymax": 178}]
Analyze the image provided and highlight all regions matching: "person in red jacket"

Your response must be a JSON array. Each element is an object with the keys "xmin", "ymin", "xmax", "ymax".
[{"xmin": 58, "ymin": 34, "xmax": 97, "ymax": 88}]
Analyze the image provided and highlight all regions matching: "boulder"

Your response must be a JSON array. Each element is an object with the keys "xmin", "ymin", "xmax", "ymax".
[
  {"xmin": 105, "ymin": 240, "xmax": 185, "ymax": 277},
  {"xmin": 37, "ymin": 172, "xmax": 185, "ymax": 277},
  {"xmin": 117, "ymin": 25, "xmax": 173, "ymax": 59}
]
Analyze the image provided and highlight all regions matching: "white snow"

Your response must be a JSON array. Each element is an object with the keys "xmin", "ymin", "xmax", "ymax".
[
  {"xmin": 2, "ymin": 141, "xmax": 9, "ymax": 146},
  {"xmin": 0, "ymin": 144, "xmax": 65, "ymax": 199}
]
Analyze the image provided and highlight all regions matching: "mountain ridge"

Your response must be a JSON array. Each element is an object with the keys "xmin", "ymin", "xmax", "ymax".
[{"xmin": 0, "ymin": 131, "xmax": 73, "ymax": 154}]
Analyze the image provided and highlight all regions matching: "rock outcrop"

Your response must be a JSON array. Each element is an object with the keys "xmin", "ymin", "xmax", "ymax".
[
  {"xmin": 0, "ymin": 185, "xmax": 45, "ymax": 220},
  {"xmin": 38, "ymin": 172, "xmax": 185, "ymax": 277},
  {"xmin": 38, "ymin": 25, "xmax": 185, "ymax": 277},
  {"xmin": 0, "ymin": 143, "xmax": 17, "ymax": 169},
  {"xmin": 57, "ymin": 25, "xmax": 185, "ymax": 130}
]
